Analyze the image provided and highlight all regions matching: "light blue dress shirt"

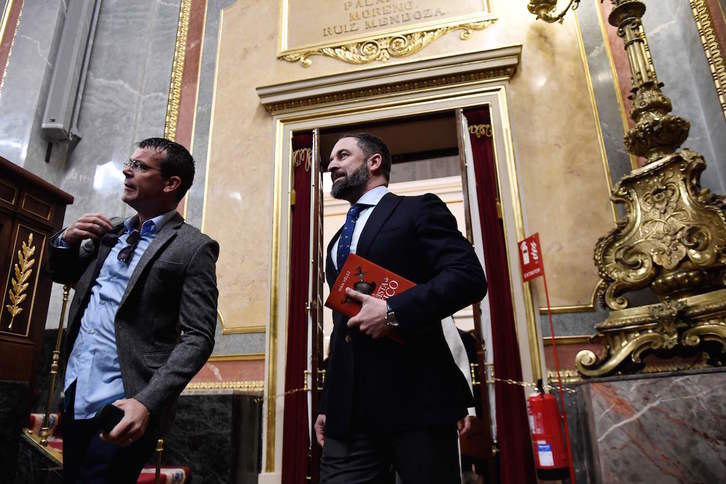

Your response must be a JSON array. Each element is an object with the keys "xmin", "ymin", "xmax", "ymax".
[{"xmin": 62, "ymin": 210, "xmax": 176, "ymax": 419}]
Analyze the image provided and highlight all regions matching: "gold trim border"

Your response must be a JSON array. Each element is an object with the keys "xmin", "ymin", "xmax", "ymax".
[
  {"xmin": 163, "ymin": 0, "xmax": 192, "ymax": 141},
  {"xmin": 542, "ymin": 335, "xmax": 593, "ymax": 346},
  {"xmin": 208, "ymin": 352, "xmax": 265, "ymax": 362},
  {"xmin": 185, "ymin": 380, "xmax": 264, "ymax": 392},
  {"xmin": 0, "ymin": 0, "xmax": 19, "ymax": 97},
  {"xmin": 691, "ymin": 0, "xmax": 726, "ymax": 121},
  {"xmin": 262, "ymin": 65, "xmax": 517, "ymax": 115}
]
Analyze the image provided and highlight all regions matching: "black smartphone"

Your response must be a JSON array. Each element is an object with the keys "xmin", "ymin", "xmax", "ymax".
[{"xmin": 97, "ymin": 404, "xmax": 124, "ymax": 434}]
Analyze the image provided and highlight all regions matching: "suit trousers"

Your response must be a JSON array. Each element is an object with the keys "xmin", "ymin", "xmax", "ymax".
[
  {"xmin": 62, "ymin": 382, "xmax": 158, "ymax": 484},
  {"xmin": 320, "ymin": 425, "xmax": 461, "ymax": 484}
]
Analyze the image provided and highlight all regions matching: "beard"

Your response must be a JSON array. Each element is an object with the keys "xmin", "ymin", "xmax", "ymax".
[{"xmin": 331, "ymin": 162, "xmax": 370, "ymax": 200}]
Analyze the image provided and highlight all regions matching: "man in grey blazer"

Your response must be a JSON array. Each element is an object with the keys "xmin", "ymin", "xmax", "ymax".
[{"xmin": 49, "ymin": 138, "xmax": 219, "ymax": 483}]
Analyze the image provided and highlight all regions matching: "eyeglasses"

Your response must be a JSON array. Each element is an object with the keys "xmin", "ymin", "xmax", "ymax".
[
  {"xmin": 118, "ymin": 230, "xmax": 140, "ymax": 264},
  {"xmin": 123, "ymin": 159, "xmax": 161, "ymax": 173}
]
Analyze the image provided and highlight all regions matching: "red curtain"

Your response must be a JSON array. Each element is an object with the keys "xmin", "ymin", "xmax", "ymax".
[
  {"xmin": 464, "ymin": 108, "xmax": 536, "ymax": 484},
  {"xmin": 281, "ymin": 133, "xmax": 313, "ymax": 484}
]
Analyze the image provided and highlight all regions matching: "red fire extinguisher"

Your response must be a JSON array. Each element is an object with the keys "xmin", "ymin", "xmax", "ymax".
[{"xmin": 527, "ymin": 387, "xmax": 570, "ymax": 480}]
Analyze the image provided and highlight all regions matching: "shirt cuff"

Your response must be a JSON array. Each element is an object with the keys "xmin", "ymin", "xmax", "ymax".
[{"xmin": 53, "ymin": 231, "xmax": 70, "ymax": 248}]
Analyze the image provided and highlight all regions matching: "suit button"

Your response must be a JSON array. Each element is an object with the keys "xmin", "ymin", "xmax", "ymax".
[{"xmin": 345, "ymin": 335, "xmax": 351, "ymax": 343}]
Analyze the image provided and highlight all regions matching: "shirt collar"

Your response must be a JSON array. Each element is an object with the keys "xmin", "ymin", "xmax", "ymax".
[
  {"xmin": 124, "ymin": 209, "xmax": 178, "ymax": 236},
  {"xmin": 355, "ymin": 185, "xmax": 388, "ymax": 207}
]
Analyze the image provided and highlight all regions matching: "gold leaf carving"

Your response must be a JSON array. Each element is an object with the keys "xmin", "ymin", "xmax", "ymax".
[
  {"xmin": 5, "ymin": 233, "xmax": 36, "ymax": 330},
  {"xmin": 690, "ymin": 0, "xmax": 726, "ymax": 121},
  {"xmin": 282, "ymin": 20, "xmax": 496, "ymax": 67}
]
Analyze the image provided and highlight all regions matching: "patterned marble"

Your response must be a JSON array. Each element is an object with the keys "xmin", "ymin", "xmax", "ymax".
[
  {"xmin": 578, "ymin": 369, "xmax": 726, "ymax": 483},
  {"xmin": 165, "ymin": 391, "xmax": 263, "ymax": 484},
  {"xmin": 0, "ymin": 0, "xmax": 65, "ymax": 167},
  {"xmin": 643, "ymin": 0, "xmax": 726, "ymax": 194},
  {"xmin": 0, "ymin": 380, "xmax": 30, "ymax": 483}
]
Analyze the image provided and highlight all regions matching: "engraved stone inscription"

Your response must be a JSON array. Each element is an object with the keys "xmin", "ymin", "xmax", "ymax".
[{"xmin": 282, "ymin": 0, "xmax": 488, "ymax": 52}]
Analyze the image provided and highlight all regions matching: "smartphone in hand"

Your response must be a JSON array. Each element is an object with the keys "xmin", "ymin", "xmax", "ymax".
[{"xmin": 97, "ymin": 404, "xmax": 124, "ymax": 434}]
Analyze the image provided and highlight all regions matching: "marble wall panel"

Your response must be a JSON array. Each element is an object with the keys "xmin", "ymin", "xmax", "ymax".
[
  {"xmin": 644, "ymin": 0, "xmax": 726, "ymax": 194},
  {"xmin": 578, "ymin": 369, "xmax": 726, "ymax": 483},
  {"xmin": 0, "ymin": 0, "xmax": 64, "ymax": 167}
]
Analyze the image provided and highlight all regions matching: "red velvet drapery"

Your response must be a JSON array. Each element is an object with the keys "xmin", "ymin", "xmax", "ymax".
[
  {"xmin": 281, "ymin": 133, "xmax": 313, "ymax": 484},
  {"xmin": 464, "ymin": 108, "xmax": 537, "ymax": 484}
]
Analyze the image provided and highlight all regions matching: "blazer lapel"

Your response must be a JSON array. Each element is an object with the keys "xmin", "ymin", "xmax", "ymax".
[
  {"xmin": 355, "ymin": 192, "xmax": 402, "ymax": 258},
  {"xmin": 326, "ymin": 226, "xmax": 343, "ymax": 287},
  {"xmin": 118, "ymin": 213, "xmax": 182, "ymax": 309}
]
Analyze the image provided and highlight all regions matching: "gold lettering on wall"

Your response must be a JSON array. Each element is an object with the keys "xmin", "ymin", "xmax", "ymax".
[{"xmin": 279, "ymin": 0, "xmax": 495, "ymax": 66}]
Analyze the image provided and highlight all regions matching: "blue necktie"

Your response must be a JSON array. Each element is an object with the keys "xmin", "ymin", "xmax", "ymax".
[{"xmin": 337, "ymin": 203, "xmax": 370, "ymax": 269}]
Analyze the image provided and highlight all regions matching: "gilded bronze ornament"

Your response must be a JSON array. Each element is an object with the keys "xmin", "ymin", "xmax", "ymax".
[
  {"xmin": 282, "ymin": 21, "xmax": 496, "ymax": 67},
  {"xmin": 531, "ymin": 0, "xmax": 726, "ymax": 376},
  {"xmin": 5, "ymin": 232, "xmax": 36, "ymax": 330}
]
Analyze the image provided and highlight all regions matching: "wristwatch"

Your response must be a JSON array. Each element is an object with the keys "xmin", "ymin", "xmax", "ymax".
[{"xmin": 385, "ymin": 302, "xmax": 399, "ymax": 327}]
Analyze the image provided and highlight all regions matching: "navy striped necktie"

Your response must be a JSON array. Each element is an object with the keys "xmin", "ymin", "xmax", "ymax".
[{"xmin": 336, "ymin": 203, "xmax": 370, "ymax": 269}]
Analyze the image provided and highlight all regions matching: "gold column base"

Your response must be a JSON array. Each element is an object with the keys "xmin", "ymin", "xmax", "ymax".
[{"xmin": 576, "ymin": 288, "xmax": 726, "ymax": 377}]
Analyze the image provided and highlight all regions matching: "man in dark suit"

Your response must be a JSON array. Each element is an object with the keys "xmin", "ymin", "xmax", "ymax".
[
  {"xmin": 315, "ymin": 133, "xmax": 487, "ymax": 483},
  {"xmin": 49, "ymin": 138, "xmax": 218, "ymax": 483}
]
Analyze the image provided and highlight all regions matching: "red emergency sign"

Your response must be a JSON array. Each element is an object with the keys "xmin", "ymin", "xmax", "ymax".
[{"xmin": 519, "ymin": 233, "xmax": 544, "ymax": 282}]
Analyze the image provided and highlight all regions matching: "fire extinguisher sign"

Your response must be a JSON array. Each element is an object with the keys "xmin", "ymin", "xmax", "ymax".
[{"xmin": 518, "ymin": 232, "xmax": 544, "ymax": 282}]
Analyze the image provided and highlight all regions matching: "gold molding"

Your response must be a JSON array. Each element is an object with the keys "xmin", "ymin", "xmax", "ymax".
[
  {"xmin": 538, "ymin": 281, "xmax": 599, "ymax": 314},
  {"xmin": 546, "ymin": 368, "xmax": 582, "ymax": 384},
  {"xmin": 217, "ymin": 309, "xmax": 266, "ymax": 334},
  {"xmin": 263, "ymin": 67, "xmax": 515, "ymax": 115},
  {"xmin": 185, "ymin": 380, "xmax": 264, "ymax": 392},
  {"xmin": 691, "ymin": 0, "xmax": 726, "ymax": 121},
  {"xmin": 543, "ymin": 335, "xmax": 593, "ymax": 346},
  {"xmin": 282, "ymin": 19, "xmax": 497, "ymax": 67},
  {"xmin": 208, "ymin": 353, "xmax": 265, "ymax": 362},
  {"xmin": 0, "ymin": 0, "xmax": 18, "ymax": 97},
  {"xmin": 163, "ymin": 0, "xmax": 192, "ymax": 141}
]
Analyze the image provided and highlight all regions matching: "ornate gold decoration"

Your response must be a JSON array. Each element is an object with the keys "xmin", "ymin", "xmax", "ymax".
[
  {"xmin": 690, "ymin": 0, "xmax": 726, "ymax": 121},
  {"xmin": 546, "ymin": 368, "xmax": 582, "ymax": 384},
  {"xmin": 5, "ymin": 232, "xmax": 35, "ymax": 330},
  {"xmin": 39, "ymin": 286, "xmax": 70, "ymax": 446},
  {"xmin": 468, "ymin": 123, "xmax": 492, "ymax": 138},
  {"xmin": 262, "ymin": 67, "xmax": 515, "ymax": 115},
  {"xmin": 163, "ymin": 0, "xmax": 192, "ymax": 141},
  {"xmin": 292, "ymin": 147, "xmax": 312, "ymax": 172},
  {"xmin": 531, "ymin": 1, "xmax": 726, "ymax": 377},
  {"xmin": 282, "ymin": 20, "xmax": 496, "ymax": 67},
  {"xmin": 528, "ymin": 0, "xmax": 581, "ymax": 23},
  {"xmin": 184, "ymin": 380, "xmax": 264, "ymax": 392}
]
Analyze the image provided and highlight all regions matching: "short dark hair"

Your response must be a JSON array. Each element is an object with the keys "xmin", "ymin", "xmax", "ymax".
[
  {"xmin": 340, "ymin": 133, "xmax": 391, "ymax": 182},
  {"xmin": 138, "ymin": 137, "xmax": 195, "ymax": 200}
]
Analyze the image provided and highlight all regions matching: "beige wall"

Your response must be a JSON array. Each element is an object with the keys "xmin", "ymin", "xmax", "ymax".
[{"xmin": 204, "ymin": 0, "xmax": 614, "ymax": 330}]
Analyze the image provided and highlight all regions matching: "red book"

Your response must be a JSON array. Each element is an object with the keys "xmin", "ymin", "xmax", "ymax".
[{"xmin": 325, "ymin": 253, "xmax": 416, "ymax": 317}]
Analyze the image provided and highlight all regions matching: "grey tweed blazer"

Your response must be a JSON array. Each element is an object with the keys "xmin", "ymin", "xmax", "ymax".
[{"xmin": 49, "ymin": 212, "xmax": 219, "ymax": 431}]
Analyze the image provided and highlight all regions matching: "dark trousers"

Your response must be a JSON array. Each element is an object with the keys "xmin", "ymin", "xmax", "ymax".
[
  {"xmin": 320, "ymin": 426, "xmax": 461, "ymax": 484},
  {"xmin": 62, "ymin": 383, "xmax": 158, "ymax": 484}
]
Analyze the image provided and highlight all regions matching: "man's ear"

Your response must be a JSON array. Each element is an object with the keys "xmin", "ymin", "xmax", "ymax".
[
  {"xmin": 367, "ymin": 153, "xmax": 383, "ymax": 174},
  {"xmin": 163, "ymin": 176, "xmax": 182, "ymax": 196}
]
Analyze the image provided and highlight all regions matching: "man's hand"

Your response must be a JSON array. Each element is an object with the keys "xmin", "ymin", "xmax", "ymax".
[
  {"xmin": 314, "ymin": 414, "xmax": 326, "ymax": 447},
  {"xmin": 345, "ymin": 288, "xmax": 390, "ymax": 339},
  {"xmin": 61, "ymin": 213, "xmax": 114, "ymax": 246},
  {"xmin": 457, "ymin": 415, "xmax": 476, "ymax": 437},
  {"xmin": 101, "ymin": 398, "xmax": 150, "ymax": 447}
]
